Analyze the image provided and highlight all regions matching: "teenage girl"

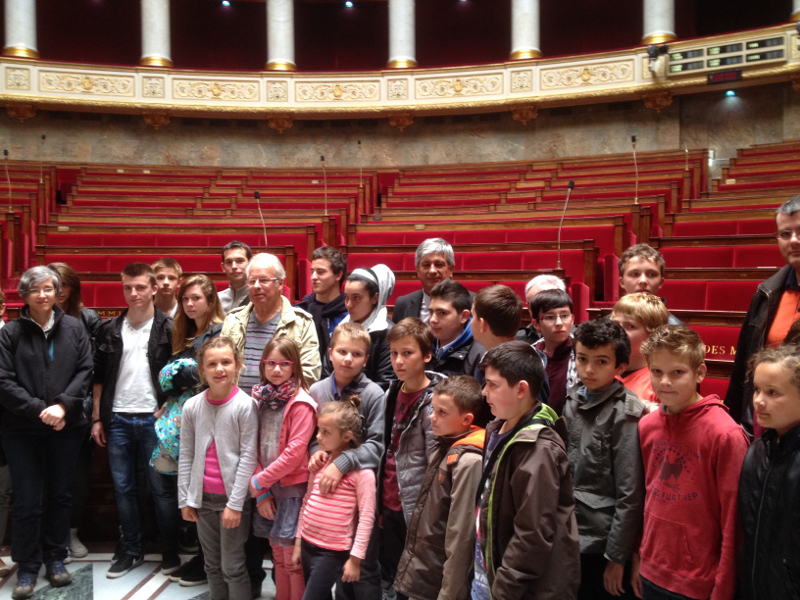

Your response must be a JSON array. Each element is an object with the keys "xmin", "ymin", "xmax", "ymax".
[
  {"xmin": 178, "ymin": 336, "xmax": 259, "ymax": 600},
  {"xmin": 292, "ymin": 396, "xmax": 376, "ymax": 600},
  {"xmin": 250, "ymin": 337, "xmax": 318, "ymax": 600}
]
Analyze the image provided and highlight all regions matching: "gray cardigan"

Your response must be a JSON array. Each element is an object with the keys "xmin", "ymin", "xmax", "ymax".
[{"xmin": 178, "ymin": 387, "xmax": 259, "ymax": 512}]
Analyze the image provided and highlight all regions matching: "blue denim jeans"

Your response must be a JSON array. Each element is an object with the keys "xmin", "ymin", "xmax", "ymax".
[
  {"xmin": 107, "ymin": 412, "xmax": 179, "ymax": 557},
  {"xmin": 1, "ymin": 426, "xmax": 86, "ymax": 576}
]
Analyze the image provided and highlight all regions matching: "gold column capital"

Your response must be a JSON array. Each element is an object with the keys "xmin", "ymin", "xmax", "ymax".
[
  {"xmin": 641, "ymin": 33, "xmax": 677, "ymax": 45},
  {"xmin": 509, "ymin": 49, "xmax": 542, "ymax": 61},
  {"xmin": 386, "ymin": 58, "xmax": 418, "ymax": 69},
  {"xmin": 266, "ymin": 60, "xmax": 297, "ymax": 72},
  {"xmin": 792, "ymin": 10, "xmax": 800, "ymax": 20},
  {"xmin": 140, "ymin": 56, "xmax": 173, "ymax": 68},
  {"xmin": 2, "ymin": 46, "xmax": 39, "ymax": 59}
]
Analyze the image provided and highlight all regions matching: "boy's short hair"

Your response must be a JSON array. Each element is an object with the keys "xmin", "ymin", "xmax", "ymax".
[
  {"xmin": 618, "ymin": 244, "xmax": 666, "ymax": 278},
  {"xmin": 573, "ymin": 319, "xmax": 631, "ymax": 366},
  {"xmin": 0, "ymin": 289, "xmax": 6, "ymax": 304},
  {"xmin": 221, "ymin": 240, "xmax": 253, "ymax": 261},
  {"xmin": 430, "ymin": 279, "xmax": 472, "ymax": 314},
  {"xmin": 433, "ymin": 375, "xmax": 484, "ymax": 415},
  {"xmin": 479, "ymin": 340, "xmax": 545, "ymax": 399},
  {"xmin": 611, "ymin": 292, "xmax": 669, "ymax": 332},
  {"xmin": 122, "ymin": 262, "xmax": 156, "ymax": 287},
  {"xmin": 330, "ymin": 321, "xmax": 371, "ymax": 354},
  {"xmin": 312, "ymin": 246, "xmax": 348, "ymax": 277},
  {"xmin": 529, "ymin": 289, "xmax": 572, "ymax": 321},
  {"xmin": 151, "ymin": 257, "xmax": 183, "ymax": 278},
  {"xmin": 473, "ymin": 285, "xmax": 522, "ymax": 338},
  {"xmin": 387, "ymin": 317, "xmax": 434, "ymax": 357},
  {"xmin": 640, "ymin": 325, "xmax": 705, "ymax": 371}
]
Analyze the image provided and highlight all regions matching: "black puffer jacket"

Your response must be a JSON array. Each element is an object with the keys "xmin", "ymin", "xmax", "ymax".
[
  {"xmin": 737, "ymin": 425, "xmax": 800, "ymax": 600},
  {"xmin": 0, "ymin": 306, "xmax": 93, "ymax": 435}
]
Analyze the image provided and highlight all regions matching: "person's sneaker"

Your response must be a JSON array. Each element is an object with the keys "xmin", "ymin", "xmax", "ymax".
[
  {"xmin": 178, "ymin": 555, "xmax": 208, "ymax": 587},
  {"xmin": 168, "ymin": 561, "xmax": 189, "ymax": 583},
  {"xmin": 106, "ymin": 554, "xmax": 144, "ymax": 579},
  {"xmin": 160, "ymin": 552, "xmax": 182, "ymax": 576},
  {"xmin": 11, "ymin": 574, "xmax": 36, "ymax": 600},
  {"xmin": 44, "ymin": 561, "xmax": 71, "ymax": 587},
  {"xmin": 69, "ymin": 528, "xmax": 89, "ymax": 559}
]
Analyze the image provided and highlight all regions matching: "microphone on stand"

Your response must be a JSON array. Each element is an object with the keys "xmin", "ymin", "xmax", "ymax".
[
  {"xmin": 4, "ymin": 149, "xmax": 11, "ymax": 209},
  {"xmin": 631, "ymin": 135, "xmax": 639, "ymax": 205},
  {"xmin": 321, "ymin": 155, "xmax": 328, "ymax": 217},
  {"xmin": 39, "ymin": 135, "xmax": 46, "ymax": 184},
  {"xmin": 254, "ymin": 191, "xmax": 268, "ymax": 249},
  {"xmin": 557, "ymin": 180, "xmax": 575, "ymax": 271}
]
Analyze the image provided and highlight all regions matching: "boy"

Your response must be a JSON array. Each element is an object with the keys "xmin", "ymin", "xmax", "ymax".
[
  {"xmin": 531, "ymin": 289, "xmax": 577, "ymax": 415},
  {"xmin": 394, "ymin": 375, "xmax": 485, "ymax": 600},
  {"xmin": 611, "ymin": 292, "xmax": 669, "ymax": 407},
  {"xmin": 618, "ymin": 244, "xmax": 683, "ymax": 326},
  {"xmin": 381, "ymin": 318, "xmax": 446, "ymax": 600},
  {"xmin": 151, "ymin": 257, "xmax": 182, "ymax": 318},
  {"xmin": 219, "ymin": 241, "xmax": 252, "ymax": 314},
  {"xmin": 564, "ymin": 319, "xmax": 645, "ymax": 600},
  {"xmin": 637, "ymin": 326, "xmax": 749, "ymax": 600},
  {"xmin": 429, "ymin": 280, "xmax": 484, "ymax": 378},
  {"xmin": 473, "ymin": 341, "xmax": 579, "ymax": 600}
]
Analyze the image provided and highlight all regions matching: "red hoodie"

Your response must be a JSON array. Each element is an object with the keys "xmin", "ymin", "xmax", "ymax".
[{"xmin": 638, "ymin": 395, "xmax": 749, "ymax": 600}]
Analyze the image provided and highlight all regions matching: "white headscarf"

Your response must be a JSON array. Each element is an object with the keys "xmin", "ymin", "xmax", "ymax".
[{"xmin": 341, "ymin": 263, "xmax": 395, "ymax": 333}]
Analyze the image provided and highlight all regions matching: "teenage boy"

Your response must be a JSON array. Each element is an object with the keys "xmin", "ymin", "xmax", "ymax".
[
  {"xmin": 530, "ymin": 289, "xmax": 577, "ymax": 416},
  {"xmin": 91, "ymin": 263, "xmax": 180, "ymax": 578},
  {"xmin": 219, "ymin": 241, "xmax": 252, "ymax": 314},
  {"xmin": 516, "ymin": 274, "xmax": 566, "ymax": 344},
  {"xmin": 637, "ymin": 325, "xmax": 749, "ymax": 600},
  {"xmin": 429, "ymin": 280, "xmax": 484, "ymax": 378},
  {"xmin": 611, "ymin": 292, "xmax": 669, "ymax": 407},
  {"xmin": 618, "ymin": 244, "xmax": 684, "ymax": 326},
  {"xmin": 394, "ymin": 375, "xmax": 485, "ymax": 600},
  {"xmin": 152, "ymin": 257, "xmax": 182, "ymax": 318},
  {"xmin": 297, "ymin": 246, "xmax": 348, "ymax": 364},
  {"xmin": 564, "ymin": 319, "xmax": 645, "ymax": 600},
  {"xmin": 473, "ymin": 341, "xmax": 579, "ymax": 600},
  {"xmin": 380, "ymin": 318, "xmax": 446, "ymax": 600}
]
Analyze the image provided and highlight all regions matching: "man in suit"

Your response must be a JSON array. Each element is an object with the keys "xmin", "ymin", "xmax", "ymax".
[{"xmin": 392, "ymin": 237, "xmax": 455, "ymax": 324}]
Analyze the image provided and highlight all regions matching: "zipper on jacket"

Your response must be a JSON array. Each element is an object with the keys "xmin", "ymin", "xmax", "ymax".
[{"xmin": 751, "ymin": 460, "xmax": 773, "ymax": 600}]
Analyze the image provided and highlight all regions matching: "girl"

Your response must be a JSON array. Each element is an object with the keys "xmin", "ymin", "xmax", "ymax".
[
  {"xmin": 292, "ymin": 396, "xmax": 376, "ymax": 600},
  {"xmin": 250, "ymin": 337, "xmax": 318, "ymax": 600},
  {"xmin": 178, "ymin": 337, "xmax": 258, "ymax": 600},
  {"xmin": 738, "ymin": 343, "xmax": 800, "ymax": 600}
]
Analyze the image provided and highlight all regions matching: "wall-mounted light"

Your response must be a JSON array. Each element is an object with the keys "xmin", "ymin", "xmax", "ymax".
[
  {"xmin": 221, "ymin": 0, "xmax": 230, "ymax": 5},
  {"xmin": 726, "ymin": 90, "xmax": 735, "ymax": 97},
  {"xmin": 345, "ymin": 1, "xmax": 353, "ymax": 6}
]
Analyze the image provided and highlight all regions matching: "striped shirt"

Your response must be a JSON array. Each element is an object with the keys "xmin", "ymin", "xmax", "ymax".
[
  {"xmin": 240, "ymin": 310, "xmax": 280, "ymax": 391},
  {"xmin": 297, "ymin": 468, "xmax": 376, "ymax": 559}
]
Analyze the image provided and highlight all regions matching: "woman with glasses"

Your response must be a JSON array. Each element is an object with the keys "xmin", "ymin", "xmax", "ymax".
[{"xmin": 0, "ymin": 266, "xmax": 92, "ymax": 599}]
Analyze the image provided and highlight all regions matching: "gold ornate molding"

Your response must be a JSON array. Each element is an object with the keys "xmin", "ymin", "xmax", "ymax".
[
  {"xmin": 541, "ymin": 60, "xmax": 635, "ymax": 90},
  {"xmin": 6, "ymin": 103, "xmax": 36, "ymax": 123},
  {"xmin": 265, "ymin": 61, "xmax": 297, "ymax": 72},
  {"xmin": 41, "ymin": 71, "xmax": 135, "ymax": 96},
  {"xmin": 641, "ymin": 33, "xmax": 677, "ymax": 45},
  {"xmin": 2, "ymin": 46, "xmax": 39, "ymax": 59},
  {"xmin": 791, "ymin": 10, "xmax": 800, "ymax": 21},
  {"xmin": 140, "ymin": 56, "xmax": 173, "ymax": 68},
  {"xmin": 388, "ymin": 113, "xmax": 413, "ymax": 131},
  {"xmin": 268, "ymin": 115, "xmax": 294, "ymax": 133},
  {"xmin": 296, "ymin": 81, "xmax": 380, "ymax": 102},
  {"xmin": 143, "ymin": 110, "xmax": 170, "ymax": 129},
  {"xmin": 642, "ymin": 90, "xmax": 673, "ymax": 112},
  {"xmin": 417, "ymin": 75, "xmax": 503, "ymax": 98},
  {"xmin": 511, "ymin": 105, "xmax": 538, "ymax": 124},
  {"xmin": 509, "ymin": 49, "xmax": 542, "ymax": 61},
  {"xmin": 174, "ymin": 79, "xmax": 259, "ymax": 101},
  {"xmin": 387, "ymin": 58, "xmax": 418, "ymax": 69}
]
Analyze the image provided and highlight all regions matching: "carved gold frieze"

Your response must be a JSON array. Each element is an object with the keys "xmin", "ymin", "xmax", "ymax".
[
  {"xmin": 5, "ymin": 67, "xmax": 30, "ymax": 91},
  {"xmin": 511, "ymin": 105, "xmax": 538, "ymax": 124},
  {"xmin": 416, "ymin": 75, "xmax": 502, "ymax": 98},
  {"xmin": 143, "ymin": 76, "xmax": 165, "ymax": 98},
  {"xmin": 388, "ymin": 113, "xmax": 413, "ymax": 131},
  {"xmin": 40, "ymin": 72, "xmax": 134, "ymax": 96},
  {"xmin": 173, "ymin": 79, "xmax": 259, "ymax": 102},
  {"xmin": 791, "ymin": 37, "xmax": 800, "ymax": 60},
  {"xmin": 511, "ymin": 70, "xmax": 533, "ymax": 93},
  {"xmin": 268, "ymin": 115, "xmax": 293, "ymax": 133},
  {"xmin": 642, "ymin": 90, "xmax": 673, "ymax": 112},
  {"xmin": 296, "ymin": 81, "xmax": 380, "ymax": 102},
  {"xmin": 388, "ymin": 79, "xmax": 409, "ymax": 101},
  {"xmin": 268, "ymin": 81, "xmax": 288, "ymax": 102},
  {"xmin": 540, "ymin": 60, "xmax": 635, "ymax": 90},
  {"xmin": 6, "ymin": 103, "xmax": 36, "ymax": 123},
  {"xmin": 143, "ymin": 110, "xmax": 170, "ymax": 130}
]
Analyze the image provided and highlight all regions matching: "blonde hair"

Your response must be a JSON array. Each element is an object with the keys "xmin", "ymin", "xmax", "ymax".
[
  {"xmin": 196, "ymin": 336, "xmax": 244, "ymax": 386},
  {"xmin": 640, "ymin": 325, "xmax": 705, "ymax": 371},
  {"xmin": 318, "ymin": 395, "xmax": 363, "ymax": 448},
  {"xmin": 330, "ymin": 321, "xmax": 371, "ymax": 354},
  {"xmin": 612, "ymin": 292, "xmax": 669, "ymax": 332}
]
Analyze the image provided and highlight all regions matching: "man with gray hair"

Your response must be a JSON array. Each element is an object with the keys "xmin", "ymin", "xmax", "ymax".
[
  {"xmin": 393, "ymin": 237, "xmax": 461, "ymax": 323},
  {"xmin": 727, "ymin": 194, "xmax": 800, "ymax": 434},
  {"xmin": 516, "ymin": 274, "xmax": 566, "ymax": 345}
]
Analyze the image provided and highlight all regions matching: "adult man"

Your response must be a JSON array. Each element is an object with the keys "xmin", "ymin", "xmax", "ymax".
[
  {"xmin": 727, "ymin": 195, "xmax": 800, "ymax": 434},
  {"xmin": 516, "ymin": 274, "xmax": 566, "ymax": 344},
  {"xmin": 91, "ymin": 263, "xmax": 179, "ymax": 579},
  {"xmin": 218, "ymin": 241, "xmax": 252, "ymax": 314},
  {"xmin": 618, "ymin": 244, "xmax": 684, "ymax": 326},
  {"xmin": 392, "ymin": 238, "xmax": 457, "ymax": 323},
  {"xmin": 296, "ymin": 246, "xmax": 348, "ymax": 364},
  {"xmin": 152, "ymin": 257, "xmax": 182, "ymax": 318}
]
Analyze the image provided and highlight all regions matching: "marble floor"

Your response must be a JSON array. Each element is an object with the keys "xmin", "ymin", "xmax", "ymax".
[{"xmin": 0, "ymin": 552, "xmax": 276, "ymax": 600}]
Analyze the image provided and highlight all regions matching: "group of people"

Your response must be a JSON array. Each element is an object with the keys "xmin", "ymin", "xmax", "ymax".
[{"xmin": 0, "ymin": 195, "xmax": 798, "ymax": 600}]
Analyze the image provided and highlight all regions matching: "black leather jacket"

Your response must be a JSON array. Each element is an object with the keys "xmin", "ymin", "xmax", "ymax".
[{"xmin": 737, "ymin": 425, "xmax": 800, "ymax": 600}]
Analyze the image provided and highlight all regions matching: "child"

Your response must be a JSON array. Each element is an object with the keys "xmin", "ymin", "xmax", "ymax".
[
  {"xmin": 637, "ymin": 325, "xmax": 749, "ymax": 600},
  {"xmin": 249, "ymin": 338, "xmax": 318, "ymax": 600},
  {"xmin": 564, "ymin": 319, "xmax": 645, "ymax": 600},
  {"xmin": 178, "ymin": 336, "xmax": 259, "ymax": 600},
  {"xmin": 393, "ymin": 375, "xmax": 485, "ymax": 600},
  {"xmin": 617, "ymin": 244, "xmax": 683, "ymax": 326},
  {"xmin": 291, "ymin": 396, "xmax": 376, "ymax": 599},
  {"xmin": 381, "ymin": 317, "xmax": 446, "ymax": 599},
  {"xmin": 611, "ymin": 292, "xmax": 669, "ymax": 408},
  {"xmin": 473, "ymin": 341, "xmax": 580, "ymax": 600},
  {"xmin": 428, "ymin": 280, "xmax": 484, "ymax": 378},
  {"xmin": 737, "ymin": 343, "xmax": 800, "ymax": 600}
]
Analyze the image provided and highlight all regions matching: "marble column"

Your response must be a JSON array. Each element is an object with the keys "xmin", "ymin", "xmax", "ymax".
[
  {"xmin": 141, "ymin": 0, "xmax": 173, "ymax": 67},
  {"xmin": 510, "ymin": 0, "xmax": 541, "ymax": 60},
  {"xmin": 642, "ymin": 0, "xmax": 677, "ymax": 45},
  {"xmin": 266, "ymin": 0, "xmax": 296, "ymax": 71},
  {"xmin": 3, "ymin": 0, "xmax": 38, "ymax": 59},
  {"xmin": 387, "ymin": 0, "xmax": 417, "ymax": 68},
  {"xmin": 792, "ymin": 0, "xmax": 800, "ymax": 21}
]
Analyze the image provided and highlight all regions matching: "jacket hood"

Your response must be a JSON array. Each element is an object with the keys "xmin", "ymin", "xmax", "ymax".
[
  {"xmin": 450, "ymin": 426, "xmax": 485, "ymax": 450},
  {"xmin": 659, "ymin": 393, "xmax": 727, "ymax": 421},
  {"xmin": 341, "ymin": 264, "xmax": 395, "ymax": 334},
  {"xmin": 434, "ymin": 319, "xmax": 473, "ymax": 360}
]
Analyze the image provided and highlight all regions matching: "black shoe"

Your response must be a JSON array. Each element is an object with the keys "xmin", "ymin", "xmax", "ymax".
[
  {"xmin": 11, "ymin": 574, "xmax": 36, "ymax": 600},
  {"xmin": 44, "ymin": 560, "xmax": 72, "ymax": 588},
  {"xmin": 161, "ymin": 552, "xmax": 182, "ymax": 575},
  {"xmin": 107, "ymin": 554, "xmax": 144, "ymax": 579},
  {"xmin": 178, "ymin": 556, "xmax": 208, "ymax": 587}
]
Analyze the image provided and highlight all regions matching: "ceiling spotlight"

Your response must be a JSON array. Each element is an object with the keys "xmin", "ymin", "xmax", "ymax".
[
  {"xmin": 345, "ymin": 1, "xmax": 353, "ymax": 6},
  {"xmin": 221, "ymin": 0, "xmax": 230, "ymax": 5},
  {"xmin": 726, "ymin": 90, "xmax": 735, "ymax": 97}
]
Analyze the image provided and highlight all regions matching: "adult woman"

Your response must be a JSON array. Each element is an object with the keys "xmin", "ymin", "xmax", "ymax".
[
  {"xmin": 48, "ymin": 262, "xmax": 101, "ymax": 561},
  {"xmin": 155, "ymin": 274, "xmax": 224, "ymax": 585},
  {"xmin": 0, "ymin": 266, "xmax": 92, "ymax": 599},
  {"xmin": 331, "ymin": 264, "xmax": 395, "ymax": 389}
]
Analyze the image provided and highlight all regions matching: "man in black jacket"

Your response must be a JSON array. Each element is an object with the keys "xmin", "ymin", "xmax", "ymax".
[{"xmin": 91, "ymin": 262, "xmax": 179, "ymax": 579}]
